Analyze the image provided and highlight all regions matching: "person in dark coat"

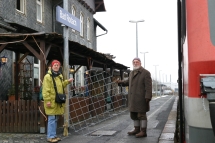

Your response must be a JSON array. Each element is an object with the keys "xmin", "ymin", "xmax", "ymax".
[{"xmin": 117, "ymin": 57, "xmax": 152, "ymax": 138}]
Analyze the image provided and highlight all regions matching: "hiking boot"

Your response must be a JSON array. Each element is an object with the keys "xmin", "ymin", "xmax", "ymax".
[
  {"xmin": 54, "ymin": 137, "xmax": 61, "ymax": 141},
  {"xmin": 127, "ymin": 126, "xmax": 140, "ymax": 135},
  {"xmin": 135, "ymin": 128, "xmax": 147, "ymax": 138},
  {"xmin": 47, "ymin": 138, "xmax": 58, "ymax": 143}
]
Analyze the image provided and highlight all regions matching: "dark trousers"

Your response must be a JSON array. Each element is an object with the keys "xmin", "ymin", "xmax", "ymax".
[{"xmin": 130, "ymin": 112, "xmax": 147, "ymax": 120}]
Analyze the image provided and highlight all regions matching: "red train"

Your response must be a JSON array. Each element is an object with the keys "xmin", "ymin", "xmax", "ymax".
[{"xmin": 179, "ymin": 0, "xmax": 215, "ymax": 142}]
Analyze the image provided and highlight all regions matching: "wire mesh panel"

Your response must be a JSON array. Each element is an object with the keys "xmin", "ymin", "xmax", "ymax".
[{"xmin": 67, "ymin": 69, "xmax": 128, "ymax": 136}]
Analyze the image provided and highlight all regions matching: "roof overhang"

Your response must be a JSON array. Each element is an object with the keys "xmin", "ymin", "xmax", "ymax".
[
  {"xmin": 0, "ymin": 32, "xmax": 128, "ymax": 70},
  {"xmin": 95, "ymin": 0, "xmax": 106, "ymax": 12}
]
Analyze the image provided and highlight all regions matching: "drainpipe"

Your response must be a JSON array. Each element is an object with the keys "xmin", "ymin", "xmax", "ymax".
[
  {"xmin": 96, "ymin": 30, "xmax": 108, "ymax": 37},
  {"xmin": 94, "ymin": 18, "xmax": 108, "ymax": 37}
]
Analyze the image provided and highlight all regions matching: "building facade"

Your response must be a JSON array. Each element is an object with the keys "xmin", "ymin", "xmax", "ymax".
[{"xmin": 0, "ymin": 0, "xmax": 106, "ymax": 100}]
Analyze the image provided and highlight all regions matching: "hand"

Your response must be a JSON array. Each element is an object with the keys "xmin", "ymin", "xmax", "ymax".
[
  {"xmin": 115, "ymin": 78, "xmax": 122, "ymax": 84},
  {"xmin": 115, "ymin": 78, "xmax": 121, "ymax": 83},
  {"xmin": 68, "ymin": 78, "xmax": 74, "ymax": 82},
  {"xmin": 47, "ymin": 101, "xmax": 51, "ymax": 107}
]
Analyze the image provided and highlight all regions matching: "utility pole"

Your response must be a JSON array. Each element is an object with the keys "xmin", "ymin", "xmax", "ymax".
[
  {"xmin": 140, "ymin": 52, "xmax": 148, "ymax": 68},
  {"xmin": 129, "ymin": 20, "xmax": 145, "ymax": 57},
  {"xmin": 153, "ymin": 65, "xmax": 159, "ymax": 97},
  {"xmin": 170, "ymin": 74, "xmax": 171, "ymax": 91},
  {"xmin": 63, "ymin": 0, "xmax": 69, "ymax": 136},
  {"xmin": 159, "ymin": 70, "xmax": 162, "ymax": 96}
]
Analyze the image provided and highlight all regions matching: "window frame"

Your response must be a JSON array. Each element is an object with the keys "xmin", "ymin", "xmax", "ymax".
[
  {"xmin": 36, "ymin": 0, "xmax": 43, "ymax": 22},
  {"xmin": 71, "ymin": 5, "xmax": 76, "ymax": 32},
  {"xmin": 34, "ymin": 59, "xmax": 41, "ymax": 86},
  {"xmin": 87, "ymin": 17, "xmax": 90, "ymax": 41},
  {"xmin": 16, "ymin": 0, "xmax": 25, "ymax": 14},
  {"xmin": 80, "ymin": 12, "xmax": 84, "ymax": 37}
]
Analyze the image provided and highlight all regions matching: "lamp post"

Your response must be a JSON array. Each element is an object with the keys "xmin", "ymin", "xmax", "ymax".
[
  {"xmin": 140, "ymin": 52, "xmax": 148, "ymax": 68},
  {"xmin": 129, "ymin": 20, "xmax": 145, "ymax": 57},
  {"xmin": 153, "ymin": 65, "xmax": 159, "ymax": 97},
  {"xmin": 159, "ymin": 70, "xmax": 162, "ymax": 96}
]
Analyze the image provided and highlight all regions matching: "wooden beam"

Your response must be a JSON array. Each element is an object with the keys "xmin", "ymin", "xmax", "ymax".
[
  {"xmin": 110, "ymin": 66, "xmax": 114, "ymax": 109},
  {"xmin": 40, "ymin": 40, "xmax": 46, "ymax": 82},
  {"xmin": 70, "ymin": 51, "xmax": 86, "ymax": 58},
  {"xmin": 18, "ymin": 52, "xmax": 29, "ymax": 63},
  {"xmin": 0, "ymin": 44, "xmax": 7, "ymax": 53},
  {"xmin": 39, "ymin": 40, "xmax": 46, "ymax": 61},
  {"xmin": 70, "ymin": 51, "xmax": 105, "ymax": 65},
  {"xmin": 15, "ymin": 52, "xmax": 20, "ymax": 100},
  {"xmin": 45, "ymin": 44, "xmax": 52, "ymax": 58},
  {"xmin": 22, "ymin": 41, "xmax": 40, "ymax": 60},
  {"xmin": 95, "ymin": 2, "xmax": 102, "ymax": 11},
  {"xmin": 58, "ymin": 47, "xmax": 63, "ymax": 61},
  {"xmin": 46, "ymin": 42, "xmax": 62, "ymax": 49},
  {"xmin": 87, "ymin": 57, "xmax": 93, "ymax": 70},
  {"xmin": 74, "ymin": 65, "xmax": 82, "ymax": 74}
]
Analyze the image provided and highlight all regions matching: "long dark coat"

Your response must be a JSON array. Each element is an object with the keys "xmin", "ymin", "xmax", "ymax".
[{"xmin": 121, "ymin": 66, "xmax": 152, "ymax": 112}]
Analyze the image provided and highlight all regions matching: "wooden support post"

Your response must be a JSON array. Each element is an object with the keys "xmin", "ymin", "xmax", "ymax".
[
  {"xmin": 86, "ymin": 57, "xmax": 93, "ymax": 116},
  {"xmin": 40, "ymin": 40, "xmax": 46, "ymax": 82},
  {"xmin": 120, "ymin": 70, "xmax": 124, "ymax": 93},
  {"xmin": 39, "ymin": 40, "xmax": 46, "ymax": 133},
  {"xmin": 110, "ymin": 67, "xmax": 114, "ymax": 109},
  {"xmin": 15, "ymin": 53, "xmax": 20, "ymax": 100},
  {"xmin": 103, "ymin": 65, "xmax": 108, "ymax": 110},
  {"xmin": 0, "ymin": 44, "xmax": 7, "ymax": 53}
]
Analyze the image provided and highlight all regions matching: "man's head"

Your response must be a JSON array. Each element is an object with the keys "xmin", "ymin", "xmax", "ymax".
[
  {"xmin": 51, "ymin": 60, "xmax": 61, "ymax": 72},
  {"xmin": 132, "ymin": 57, "xmax": 141, "ymax": 70}
]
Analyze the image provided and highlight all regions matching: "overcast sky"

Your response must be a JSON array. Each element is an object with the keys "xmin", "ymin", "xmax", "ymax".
[{"xmin": 94, "ymin": 0, "xmax": 178, "ymax": 87}]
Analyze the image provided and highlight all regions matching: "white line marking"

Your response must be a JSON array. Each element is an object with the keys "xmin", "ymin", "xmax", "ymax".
[{"xmin": 148, "ymin": 95, "xmax": 175, "ymax": 119}]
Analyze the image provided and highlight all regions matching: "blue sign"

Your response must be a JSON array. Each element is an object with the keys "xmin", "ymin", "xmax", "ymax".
[{"xmin": 56, "ymin": 6, "xmax": 80, "ymax": 32}]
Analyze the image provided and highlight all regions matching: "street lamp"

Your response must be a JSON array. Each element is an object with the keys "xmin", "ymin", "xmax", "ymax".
[
  {"xmin": 129, "ymin": 19, "xmax": 145, "ymax": 57},
  {"xmin": 153, "ymin": 65, "xmax": 159, "ymax": 97},
  {"xmin": 159, "ymin": 70, "xmax": 162, "ymax": 96},
  {"xmin": 140, "ymin": 52, "xmax": 148, "ymax": 68}
]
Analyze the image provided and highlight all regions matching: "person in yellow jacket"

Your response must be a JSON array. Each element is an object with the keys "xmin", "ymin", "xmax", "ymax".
[{"xmin": 42, "ymin": 60, "xmax": 73, "ymax": 143}]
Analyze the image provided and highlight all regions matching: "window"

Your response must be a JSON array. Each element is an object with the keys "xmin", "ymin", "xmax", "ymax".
[
  {"xmin": 34, "ymin": 56, "xmax": 39, "ymax": 64},
  {"xmin": 16, "ymin": 0, "xmax": 25, "ymax": 13},
  {"xmin": 80, "ymin": 12, "xmax": 84, "ymax": 37},
  {"xmin": 36, "ymin": 0, "xmax": 43, "ymax": 22},
  {"xmin": 34, "ymin": 67, "xmax": 39, "ymax": 79},
  {"xmin": 34, "ymin": 57, "xmax": 40, "ymax": 86},
  {"xmin": 71, "ymin": 5, "xmax": 76, "ymax": 32},
  {"xmin": 87, "ymin": 18, "xmax": 90, "ymax": 40}
]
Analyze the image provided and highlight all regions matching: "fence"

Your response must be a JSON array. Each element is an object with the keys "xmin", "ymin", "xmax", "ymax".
[
  {"xmin": 67, "ymin": 69, "xmax": 128, "ymax": 136},
  {"xmin": 0, "ymin": 100, "xmax": 40, "ymax": 133},
  {"xmin": 0, "ymin": 70, "xmax": 128, "ymax": 134}
]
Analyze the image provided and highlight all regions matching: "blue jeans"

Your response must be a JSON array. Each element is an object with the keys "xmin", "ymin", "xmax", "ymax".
[{"xmin": 47, "ymin": 115, "xmax": 58, "ymax": 139}]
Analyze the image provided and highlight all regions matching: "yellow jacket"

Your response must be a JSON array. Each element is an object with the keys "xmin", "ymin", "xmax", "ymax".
[{"xmin": 42, "ymin": 70, "xmax": 70, "ymax": 115}]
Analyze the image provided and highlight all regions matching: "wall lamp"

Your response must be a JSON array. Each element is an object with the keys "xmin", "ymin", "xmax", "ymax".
[
  {"xmin": 70, "ymin": 68, "xmax": 75, "ymax": 74},
  {"xmin": 70, "ymin": 65, "xmax": 75, "ymax": 74},
  {"xmin": 0, "ymin": 56, "xmax": 8, "ymax": 68}
]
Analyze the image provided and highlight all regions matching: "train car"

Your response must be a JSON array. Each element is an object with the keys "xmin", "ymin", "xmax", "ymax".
[{"xmin": 178, "ymin": 0, "xmax": 215, "ymax": 143}]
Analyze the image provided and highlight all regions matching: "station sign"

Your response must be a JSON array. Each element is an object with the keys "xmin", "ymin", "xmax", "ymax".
[{"xmin": 56, "ymin": 6, "xmax": 80, "ymax": 32}]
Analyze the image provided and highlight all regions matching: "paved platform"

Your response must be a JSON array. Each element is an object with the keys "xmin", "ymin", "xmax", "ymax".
[
  {"xmin": 159, "ymin": 96, "xmax": 178, "ymax": 143},
  {"xmin": 0, "ymin": 95, "xmax": 178, "ymax": 143}
]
